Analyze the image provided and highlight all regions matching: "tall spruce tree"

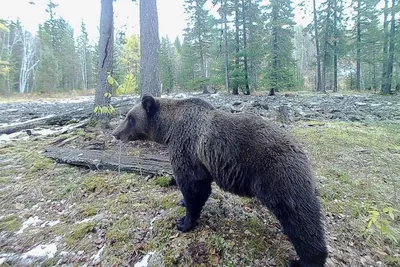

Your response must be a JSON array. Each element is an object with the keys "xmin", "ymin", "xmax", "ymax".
[
  {"xmin": 351, "ymin": 0, "xmax": 379, "ymax": 90},
  {"xmin": 160, "ymin": 36, "xmax": 175, "ymax": 93},
  {"xmin": 184, "ymin": 0, "xmax": 213, "ymax": 93},
  {"xmin": 266, "ymin": 0, "xmax": 296, "ymax": 95},
  {"xmin": 382, "ymin": 0, "xmax": 396, "ymax": 93}
]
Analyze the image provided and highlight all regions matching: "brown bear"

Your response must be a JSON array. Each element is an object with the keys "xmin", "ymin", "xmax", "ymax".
[{"xmin": 112, "ymin": 94, "xmax": 328, "ymax": 267}]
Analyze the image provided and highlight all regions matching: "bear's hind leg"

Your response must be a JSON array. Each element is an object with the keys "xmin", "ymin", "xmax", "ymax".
[
  {"xmin": 258, "ymin": 190, "xmax": 328, "ymax": 267},
  {"xmin": 176, "ymin": 178, "xmax": 212, "ymax": 232}
]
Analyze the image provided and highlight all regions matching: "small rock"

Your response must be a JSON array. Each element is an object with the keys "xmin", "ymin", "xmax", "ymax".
[
  {"xmin": 15, "ymin": 203, "xmax": 25, "ymax": 210},
  {"xmin": 355, "ymin": 102, "xmax": 367, "ymax": 106},
  {"xmin": 232, "ymin": 101, "xmax": 242, "ymax": 106},
  {"xmin": 349, "ymin": 115, "xmax": 361, "ymax": 122},
  {"xmin": 77, "ymin": 250, "xmax": 84, "ymax": 256}
]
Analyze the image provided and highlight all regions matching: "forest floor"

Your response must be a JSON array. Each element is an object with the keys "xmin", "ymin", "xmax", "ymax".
[{"xmin": 0, "ymin": 91, "xmax": 399, "ymax": 267}]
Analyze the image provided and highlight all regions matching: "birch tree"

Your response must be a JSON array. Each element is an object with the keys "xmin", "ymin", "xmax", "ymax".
[{"xmin": 14, "ymin": 27, "xmax": 39, "ymax": 94}]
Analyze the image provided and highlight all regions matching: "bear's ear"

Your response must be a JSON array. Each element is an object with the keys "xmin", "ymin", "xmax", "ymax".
[{"xmin": 141, "ymin": 93, "xmax": 158, "ymax": 116}]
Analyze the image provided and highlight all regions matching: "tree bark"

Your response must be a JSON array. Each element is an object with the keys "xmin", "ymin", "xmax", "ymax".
[
  {"xmin": 313, "ymin": 0, "xmax": 322, "ymax": 92},
  {"xmin": 93, "ymin": 0, "xmax": 114, "ymax": 129},
  {"xmin": 321, "ymin": 0, "xmax": 331, "ymax": 93},
  {"xmin": 140, "ymin": 0, "xmax": 161, "ymax": 97},
  {"xmin": 333, "ymin": 0, "xmax": 338, "ymax": 92},
  {"xmin": 242, "ymin": 0, "xmax": 250, "ymax": 95}
]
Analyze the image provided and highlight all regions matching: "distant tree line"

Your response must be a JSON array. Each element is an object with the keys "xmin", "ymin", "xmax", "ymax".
[{"xmin": 1, "ymin": 0, "xmax": 399, "ymax": 96}]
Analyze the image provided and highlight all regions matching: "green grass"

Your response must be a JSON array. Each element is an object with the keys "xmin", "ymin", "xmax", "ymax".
[
  {"xmin": 0, "ymin": 118, "xmax": 399, "ymax": 266},
  {"xmin": 294, "ymin": 121, "xmax": 400, "ymax": 247},
  {"xmin": 0, "ymin": 215, "xmax": 21, "ymax": 232}
]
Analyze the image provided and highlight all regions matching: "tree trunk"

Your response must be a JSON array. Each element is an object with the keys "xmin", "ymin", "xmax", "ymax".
[
  {"xmin": 356, "ymin": 0, "xmax": 361, "ymax": 90},
  {"xmin": 269, "ymin": 2, "xmax": 278, "ymax": 96},
  {"xmin": 19, "ymin": 31, "xmax": 39, "ymax": 94},
  {"xmin": 381, "ymin": 0, "xmax": 389, "ymax": 92},
  {"xmin": 199, "ymin": 34, "xmax": 209, "ymax": 94},
  {"xmin": 383, "ymin": 0, "xmax": 396, "ymax": 94},
  {"xmin": 223, "ymin": 0, "xmax": 230, "ymax": 94},
  {"xmin": 93, "ymin": 0, "xmax": 114, "ymax": 129},
  {"xmin": 321, "ymin": 0, "xmax": 331, "ymax": 93},
  {"xmin": 233, "ymin": 0, "xmax": 240, "ymax": 95},
  {"xmin": 242, "ymin": 0, "xmax": 250, "ymax": 95},
  {"xmin": 313, "ymin": 0, "xmax": 322, "ymax": 92},
  {"xmin": 333, "ymin": 0, "xmax": 338, "ymax": 92},
  {"xmin": 139, "ymin": 0, "xmax": 161, "ymax": 97}
]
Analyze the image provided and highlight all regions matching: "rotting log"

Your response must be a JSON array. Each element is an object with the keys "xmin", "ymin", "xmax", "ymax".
[
  {"xmin": 0, "ymin": 109, "xmax": 92, "ymax": 135},
  {"xmin": 42, "ymin": 147, "xmax": 173, "ymax": 177}
]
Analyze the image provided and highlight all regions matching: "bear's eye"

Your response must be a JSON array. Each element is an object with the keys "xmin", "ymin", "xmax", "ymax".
[{"xmin": 128, "ymin": 116, "xmax": 135, "ymax": 126}]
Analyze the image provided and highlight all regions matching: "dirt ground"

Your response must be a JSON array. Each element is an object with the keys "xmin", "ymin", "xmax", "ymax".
[{"xmin": 0, "ymin": 91, "xmax": 399, "ymax": 267}]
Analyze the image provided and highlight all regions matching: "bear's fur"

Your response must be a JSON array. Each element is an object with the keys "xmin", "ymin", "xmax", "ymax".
[{"xmin": 112, "ymin": 94, "xmax": 328, "ymax": 267}]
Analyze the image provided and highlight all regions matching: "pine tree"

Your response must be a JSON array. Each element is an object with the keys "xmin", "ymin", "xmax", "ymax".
[
  {"xmin": 246, "ymin": 0, "xmax": 264, "ymax": 91},
  {"xmin": 34, "ymin": 23, "xmax": 59, "ymax": 92},
  {"xmin": 77, "ymin": 21, "xmax": 89, "ymax": 90},
  {"xmin": 382, "ymin": 0, "xmax": 396, "ymax": 93},
  {"xmin": 351, "ymin": 0, "xmax": 379, "ymax": 90},
  {"xmin": 179, "ymin": 37, "xmax": 197, "ymax": 90},
  {"xmin": 184, "ymin": 0, "xmax": 214, "ymax": 93},
  {"xmin": 160, "ymin": 36, "xmax": 175, "ymax": 93},
  {"xmin": 266, "ymin": 0, "xmax": 296, "ymax": 95}
]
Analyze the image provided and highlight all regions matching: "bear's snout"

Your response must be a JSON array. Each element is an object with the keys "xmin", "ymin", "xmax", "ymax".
[{"xmin": 112, "ymin": 130, "xmax": 121, "ymax": 140}]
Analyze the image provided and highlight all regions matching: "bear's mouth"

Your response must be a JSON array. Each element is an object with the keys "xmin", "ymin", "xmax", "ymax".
[{"xmin": 123, "ymin": 134, "xmax": 134, "ymax": 143}]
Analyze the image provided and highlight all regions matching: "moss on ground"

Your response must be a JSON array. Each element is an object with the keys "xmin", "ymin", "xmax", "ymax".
[
  {"xmin": 153, "ymin": 176, "xmax": 173, "ymax": 187},
  {"xmin": 65, "ymin": 222, "xmax": 96, "ymax": 246},
  {"xmin": 0, "ymin": 215, "xmax": 21, "ymax": 232}
]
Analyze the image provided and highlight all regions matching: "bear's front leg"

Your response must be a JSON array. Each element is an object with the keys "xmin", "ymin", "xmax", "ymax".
[{"xmin": 176, "ymin": 178, "xmax": 212, "ymax": 232}]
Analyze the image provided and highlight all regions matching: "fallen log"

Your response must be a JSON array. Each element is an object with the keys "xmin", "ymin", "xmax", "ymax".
[
  {"xmin": 42, "ymin": 147, "xmax": 173, "ymax": 177},
  {"xmin": 0, "ymin": 109, "xmax": 91, "ymax": 135}
]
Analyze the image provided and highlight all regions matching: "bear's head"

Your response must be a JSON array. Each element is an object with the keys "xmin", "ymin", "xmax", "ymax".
[{"xmin": 112, "ymin": 93, "xmax": 158, "ymax": 142}]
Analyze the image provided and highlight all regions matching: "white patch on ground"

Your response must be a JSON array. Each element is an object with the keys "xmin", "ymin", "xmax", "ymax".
[
  {"xmin": 76, "ymin": 218, "xmax": 92, "ymax": 224},
  {"xmin": 16, "ymin": 216, "xmax": 43, "ymax": 234},
  {"xmin": 90, "ymin": 245, "xmax": 105, "ymax": 263},
  {"xmin": 21, "ymin": 243, "xmax": 57, "ymax": 259},
  {"xmin": 134, "ymin": 251, "xmax": 155, "ymax": 267},
  {"xmin": 34, "ymin": 128, "xmax": 59, "ymax": 135},
  {"xmin": 40, "ymin": 220, "xmax": 60, "ymax": 228},
  {"xmin": 0, "ymin": 131, "xmax": 27, "ymax": 143},
  {"xmin": 52, "ymin": 96, "xmax": 93, "ymax": 104},
  {"xmin": 0, "ymin": 253, "xmax": 17, "ymax": 265},
  {"xmin": 75, "ymin": 214, "xmax": 103, "ymax": 224},
  {"xmin": 149, "ymin": 210, "xmax": 164, "ymax": 231},
  {"xmin": 31, "ymin": 203, "xmax": 41, "ymax": 211}
]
